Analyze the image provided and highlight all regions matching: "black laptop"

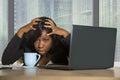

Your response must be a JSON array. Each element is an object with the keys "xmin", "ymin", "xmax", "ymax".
[{"xmin": 39, "ymin": 25, "xmax": 117, "ymax": 70}]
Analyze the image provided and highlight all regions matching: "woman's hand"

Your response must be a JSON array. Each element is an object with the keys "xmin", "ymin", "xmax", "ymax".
[
  {"xmin": 45, "ymin": 19, "xmax": 69, "ymax": 38},
  {"xmin": 17, "ymin": 18, "xmax": 40, "ymax": 38}
]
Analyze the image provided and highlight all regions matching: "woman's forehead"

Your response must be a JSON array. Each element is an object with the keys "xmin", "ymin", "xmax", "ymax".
[
  {"xmin": 38, "ymin": 31, "xmax": 51, "ymax": 38},
  {"xmin": 42, "ymin": 30, "xmax": 48, "ymax": 35}
]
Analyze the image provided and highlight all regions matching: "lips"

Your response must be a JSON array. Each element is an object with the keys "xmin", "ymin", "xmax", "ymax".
[{"xmin": 38, "ymin": 50, "xmax": 46, "ymax": 55}]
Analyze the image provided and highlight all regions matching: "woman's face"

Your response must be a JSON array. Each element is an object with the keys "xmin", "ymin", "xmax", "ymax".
[{"xmin": 34, "ymin": 30, "xmax": 52, "ymax": 56}]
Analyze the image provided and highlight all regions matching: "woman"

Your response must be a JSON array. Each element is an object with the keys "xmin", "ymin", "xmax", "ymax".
[{"xmin": 2, "ymin": 17, "xmax": 70, "ymax": 65}]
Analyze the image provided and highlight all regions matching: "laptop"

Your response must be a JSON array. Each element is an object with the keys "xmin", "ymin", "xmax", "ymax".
[{"xmin": 39, "ymin": 25, "xmax": 117, "ymax": 70}]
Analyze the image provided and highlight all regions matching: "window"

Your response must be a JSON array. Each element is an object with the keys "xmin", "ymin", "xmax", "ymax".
[
  {"xmin": 99, "ymin": 0, "xmax": 120, "ymax": 62},
  {"xmin": 0, "ymin": 0, "xmax": 8, "ymax": 60},
  {"xmin": 73, "ymin": 0, "xmax": 93, "ymax": 25},
  {"xmin": 14, "ymin": 0, "xmax": 72, "ymax": 33}
]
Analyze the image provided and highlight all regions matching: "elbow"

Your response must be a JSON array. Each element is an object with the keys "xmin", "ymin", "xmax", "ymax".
[
  {"xmin": 1, "ymin": 60, "xmax": 8, "ymax": 65},
  {"xmin": 2, "ymin": 59, "xmax": 13, "ymax": 65},
  {"xmin": 1, "ymin": 55, "xmax": 13, "ymax": 65},
  {"xmin": 2, "ymin": 58, "xmax": 9, "ymax": 65}
]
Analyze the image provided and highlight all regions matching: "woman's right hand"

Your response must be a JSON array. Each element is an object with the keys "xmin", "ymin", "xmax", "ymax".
[{"xmin": 17, "ymin": 18, "xmax": 40, "ymax": 38}]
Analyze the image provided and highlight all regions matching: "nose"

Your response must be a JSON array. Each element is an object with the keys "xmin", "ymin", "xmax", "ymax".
[{"xmin": 38, "ymin": 41, "xmax": 44, "ymax": 48}]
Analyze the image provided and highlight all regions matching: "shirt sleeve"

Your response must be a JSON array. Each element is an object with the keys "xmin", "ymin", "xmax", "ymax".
[
  {"xmin": 60, "ymin": 34, "xmax": 71, "ymax": 49},
  {"xmin": 64, "ymin": 34, "xmax": 71, "ymax": 47},
  {"xmin": 51, "ymin": 34, "xmax": 71, "ymax": 65},
  {"xmin": 2, "ymin": 34, "xmax": 25, "ymax": 65}
]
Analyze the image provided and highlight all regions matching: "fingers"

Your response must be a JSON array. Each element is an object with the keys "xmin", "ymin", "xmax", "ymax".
[
  {"xmin": 45, "ymin": 19, "xmax": 54, "ymax": 25},
  {"xmin": 18, "ymin": 18, "xmax": 40, "ymax": 35},
  {"xmin": 47, "ymin": 32, "xmax": 54, "ymax": 36},
  {"xmin": 44, "ymin": 19, "xmax": 56, "ymax": 29},
  {"xmin": 31, "ymin": 18, "xmax": 41, "ymax": 25},
  {"xmin": 29, "ymin": 25, "xmax": 36, "ymax": 30}
]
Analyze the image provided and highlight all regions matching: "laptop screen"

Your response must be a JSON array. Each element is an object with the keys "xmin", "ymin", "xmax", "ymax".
[{"xmin": 69, "ymin": 25, "xmax": 117, "ymax": 69}]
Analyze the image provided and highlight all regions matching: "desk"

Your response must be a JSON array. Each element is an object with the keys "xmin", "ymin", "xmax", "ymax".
[{"xmin": 0, "ymin": 67, "xmax": 120, "ymax": 80}]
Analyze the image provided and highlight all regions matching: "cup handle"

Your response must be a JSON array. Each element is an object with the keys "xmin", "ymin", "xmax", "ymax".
[{"xmin": 35, "ymin": 54, "xmax": 41, "ymax": 65}]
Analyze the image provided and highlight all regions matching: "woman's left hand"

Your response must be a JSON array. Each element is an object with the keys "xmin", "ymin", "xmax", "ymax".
[{"xmin": 44, "ymin": 19, "xmax": 69, "ymax": 38}]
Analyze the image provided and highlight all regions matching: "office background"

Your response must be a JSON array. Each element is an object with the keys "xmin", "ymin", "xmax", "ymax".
[{"xmin": 0, "ymin": 0, "xmax": 120, "ymax": 66}]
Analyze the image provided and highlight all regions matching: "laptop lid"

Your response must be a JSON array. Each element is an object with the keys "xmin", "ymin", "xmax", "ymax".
[{"xmin": 69, "ymin": 25, "xmax": 117, "ymax": 69}]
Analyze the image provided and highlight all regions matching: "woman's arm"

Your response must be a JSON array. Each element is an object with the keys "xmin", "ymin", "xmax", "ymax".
[
  {"xmin": 2, "ymin": 34, "xmax": 24, "ymax": 65},
  {"xmin": 2, "ymin": 18, "xmax": 40, "ymax": 65}
]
